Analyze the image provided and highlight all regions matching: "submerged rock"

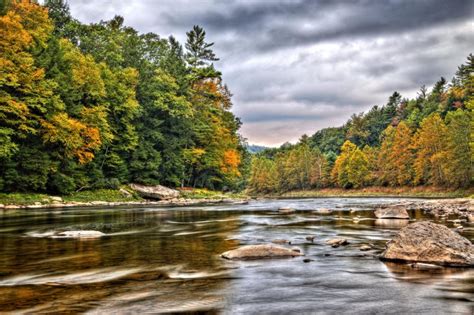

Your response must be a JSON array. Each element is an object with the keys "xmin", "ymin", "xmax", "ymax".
[
  {"xmin": 326, "ymin": 238, "xmax": 349, "ymax": 248},
  {"xmin": 375, "ymin": 219, "xmax": 410, "ymax": 228},
  {"xmin": 278, "ymin": 207, "xmax": 296, "ymax": 214},
  {"xmin": 380, "ymin": 221, "xmax": 474, "ymax": 267},
  {"xmin": 55, "ymin": 230, "xmax": 105, "ymax": 238},
  {"xmin": 130, "ymin": 183, "xmax": 180, "ymax": 200},
  {"xmin": 221, "ymin": 244, "xmax": 303, "ymax": 260},
  {"xmin": 305, "ymin": 235, "xmax": 316, "ymax": 242},
  {"xmin": 315, "ymin": 208, "xmax": 333, "ymax": 214},
  {"xmin": 374, "ymin": 206, "xmax": 409, "ymax": 219},
  {"xmin": 360, "ymin": 245, "xmax": 372, "ymax": 251}
]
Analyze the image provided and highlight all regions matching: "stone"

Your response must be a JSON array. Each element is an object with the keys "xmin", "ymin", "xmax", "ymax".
[
  {"xmin": 380, "ymin": 221, "xmax": 474, "ymax": 267},
  {"xmin": 303, "ymin": 258, "xmax": 314, "ymax": 263},
  {"xmin": 278, "ymin": 207, "xmax": 296, "ymax": 214},
  {"xmin": 4, "ymin": 205, "xmax": 20, "ymax": 209},
  {"xmin": 360, "ymin": 245, "xmax": 372, "ymax": 251},
  {"xmin": 375, "ymin": 219, "xmax": 410, "ymax": 228},
  {"xmin": 468, "ymin": 214, "xmax": 474, "ymax": 223},
  {"xmin": 305, "ymin": 235, "xmax": 316, "ymax": 242},
  {"xmin": 291, "ymin": 247, "xmax": 302, "ymax": 253},
  {"xmin": 55, "ymin": 230, "xmax": 105, "ymax": 239},
  {"xmin": 410, "ymin": 262, "xmax": 443, "ymax": 270},
  {"xmin": 326, "ymin": 238, "xmax": 349, "ymax": 248},
  {"xmin": 315, "ymin": 208, "xmax": 333, "ymax": 214},
  {"xmin": 130, "ymin": 183, "xmax": 180, "ymax": 200},
  {"xmin": 119, "ymin": 188, "xmax": 133, "ymax": 198},
  {"xmin": 374, "ymin": 206, "xmax": 409, "ymax": 219},
  {"xmin": 49, "ymin": 196, "xmax": 63, "ymax": 202},
  {"xmin": 221, "ymin": 244, "xmax": 304, "ymax": 260}
]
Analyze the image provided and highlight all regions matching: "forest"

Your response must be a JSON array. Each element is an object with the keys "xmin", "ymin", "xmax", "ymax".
[
  {"xmin": 1, "ymin": 1, "xmax": 472, "ymax": 197},
  {"xmin": 249, "ymin": 56, "xmax": 473, "ymax": 193},
  {"xmin": 0, "ymin": 0, "xmax": 247, "ymax": 194}
]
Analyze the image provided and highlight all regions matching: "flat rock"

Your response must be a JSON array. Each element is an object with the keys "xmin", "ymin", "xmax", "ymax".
[
  {"xmin": 55, "ymin": 230, "xmax": 105, "ymax": 238},
  {"xmin": 315, "ymin": 208, "xmax": 333, "ymax": 214},
  {"xmin": 278, "ymin": 207, "xmax": 296, "ymax": 214},
  {"xmin": 221, "ymin": 244, "xmax": 303, "ymax": 260},
  {"xmin": 130, "ymin": 183, "xmax": 180, "ymax": 200},
  {"xmin": 374, "ymin": 206, "xmax": 409, "ymax": 219},
  {"xmin": 380, "ymin": 221, "xmax": 474, "ymax": 267},
  {"xmin": 326, "ymin": 238, "xmax": 348, "ymax": 248},
  {"xmin": 360, "ymin": 245, "xmax": 372, "ymax": 251}
]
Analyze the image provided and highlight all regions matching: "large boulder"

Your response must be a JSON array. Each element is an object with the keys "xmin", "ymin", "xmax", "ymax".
[
  {"xmin": 380, "ymin": 221, "xmax": 474, "ymax": 267},
  {"xmin": 374, "ymin": 206, "xmax": 409, "ymax": 219},
  {"xmin": 221, "ymin": 244, "xmax": 303, "ymax": 260},
  {"xmin": 130, "ymin": 183, "xmax": 180, "ymax": 200}
]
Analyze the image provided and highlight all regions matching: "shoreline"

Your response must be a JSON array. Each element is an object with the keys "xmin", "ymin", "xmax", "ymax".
[{"xmin": 0, "ymin": 197, "xmax": 251, "ymax": 210}]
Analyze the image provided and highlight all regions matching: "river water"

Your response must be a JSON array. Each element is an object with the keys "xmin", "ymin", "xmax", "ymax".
[{"xmin": 0, "ymin": 198, "xmax": 473, "ymax": 314}]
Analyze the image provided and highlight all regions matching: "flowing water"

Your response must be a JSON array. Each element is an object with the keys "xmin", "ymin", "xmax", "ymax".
[{"xmin": 0, "ymin": 198, "xmax": 473, "ymax": 314}]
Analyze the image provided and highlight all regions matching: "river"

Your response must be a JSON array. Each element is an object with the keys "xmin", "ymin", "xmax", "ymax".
[{"xmin": 0, "ymin": 198, "xmax": 473, "ymax": 314}]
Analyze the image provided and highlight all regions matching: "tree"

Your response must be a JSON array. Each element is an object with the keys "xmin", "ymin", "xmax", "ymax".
[
  {"xmin": 412, "ymin": 114, "xmax": 448, "ymax": 186},
  {"xmin": 444, "ymin": 109, "xmax": 471, "ymax": 187}
]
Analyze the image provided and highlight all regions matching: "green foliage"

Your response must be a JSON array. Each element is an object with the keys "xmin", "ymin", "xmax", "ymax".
[
  {"xmin": 249, "ymin": 55, "xmax": 473, "ymax": 192},
  {"xmin": 0, "ymin": 1, "xmax": 246, "ymax": 195}
]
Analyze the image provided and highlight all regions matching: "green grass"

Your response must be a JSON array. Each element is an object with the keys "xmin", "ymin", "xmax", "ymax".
[
  {"xmin": 62, "ymin": 189, "xmax": 142, "ymax": 203},
  {"xmin": 0, "ymin": 192, "xmax": 50, "ymax": 205},
  {"xmin": 0, "ymin": 188, "xmax": 142, "ymax": 205},
  {"xmin": 178, "ymin": 188, "xmax": 247, "ymax": 200}
]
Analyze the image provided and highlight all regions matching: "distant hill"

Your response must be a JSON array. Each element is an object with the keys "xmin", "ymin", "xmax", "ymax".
[{"xmin": 246, "ymin": 144, "xmax": 269, "ymax": 154}]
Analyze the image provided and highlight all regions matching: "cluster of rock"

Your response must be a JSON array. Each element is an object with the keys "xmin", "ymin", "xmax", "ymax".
[
  {"xmin": 401, "ymin": 199, "xmax": 473, "ymax": 219},
  {"xmin": 380, "ymin": 221, "xmax": 474, "ymax": 267}
]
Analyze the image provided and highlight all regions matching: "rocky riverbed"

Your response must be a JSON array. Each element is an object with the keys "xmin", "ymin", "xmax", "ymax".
[{"xmin": 0, "ymin": 197, "xmax": 472, "ymax": 313}]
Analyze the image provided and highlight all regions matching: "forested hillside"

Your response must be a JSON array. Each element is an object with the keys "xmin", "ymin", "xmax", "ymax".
[
  {"xmin": 249, "ymin": 55, "xmax": 473, "ymax": 193},
  {"xmin": 0, "ymin": 0, "xmax": 247, "ymax": 194}
]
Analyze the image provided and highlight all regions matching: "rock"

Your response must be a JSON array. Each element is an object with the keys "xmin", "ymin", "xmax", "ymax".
[
  {"xmin": 49, "ymin": 196, "xmax": 63, "ymax": 202},
  {"xmin": 119, "ymin": 188, "xmax": 133, "ymax": 198},
  {"xmin": 291, "ymin": 247, "xmax": 302, "ymax": 253},
  {"xmin": 4, "ymin": 205, "xmax": 20, "ymax": 209},
  {"xmin": 468, "ymin": 215, "xmax": 474, "ymax": 223},
  {"xmin": 278, "ymin": 207, "xmax": 295, "ymax": 214},
  {"xmin": 374, "ymin": 206, "xmax": 409, "ymax": 219},
  {"xmin": 410, "ymin": 262, "xmax": 443, "ymax": 270},
  {"xmin": 90, "ymin": 201, "xmax": 108, "ymax": 205},
  {"xmin": 326, "ymin": 238, "xmax": 349, "ymax": 248},
  {"xmin": 305, "ymin": 235, "xmax": 316, "ymax": 242},
  {"xmin": 375, "ymin": 219, "xmax": 410, "ymax": 228},
  {"xmin": 221, "ymin": 244, "xmax": 304, "ymax": 260},
  {"xmin": 315, "ymin": 208, "xmax": 333, "ymax": 214},
  {"xmin": 0, "ymin": 204, "xmax": 4, "ymax": 209},
  {"xmin": 303, "ymin": 258, "xmax": 314, "ymax": 263},
  {"xmin": 380, "ymin": 221, "xmax": 474, "ymax": 267},
  {"xmin": 272, "ymin": 239, "xmax": 291, "ymax": 245},
  {"xmin": 130, "ymin": 183, "xmax": 180, "ymax": 200},
  {"xmin": 55, "ymin": 230, "xmax": 105, "ymax": 239},
  {"xmin": 360, "ymin": 245, "xmax": 372, "ymax": 251}
]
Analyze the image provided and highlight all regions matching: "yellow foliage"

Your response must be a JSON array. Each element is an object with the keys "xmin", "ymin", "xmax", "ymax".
[{"xmin": 41, "ymin": 113, "xmax": 101, "ymax": 164}]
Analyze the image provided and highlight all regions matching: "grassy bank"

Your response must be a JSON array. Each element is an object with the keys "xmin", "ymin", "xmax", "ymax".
[
  {"xmin": 256, "ymin": 186, "xmax": 474, "ymax": 199},
  {"xmin": 0, "ymin": 189, "xmax": 143, "ymax": 206},
  {"xmin": 0, "ymin": 188, "xmax": 246, "ymax": 206}
]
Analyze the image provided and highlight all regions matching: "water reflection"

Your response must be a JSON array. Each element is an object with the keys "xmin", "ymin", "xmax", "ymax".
[{"xmin": 0, "ymin": 198, "xmax": 472, "ymax": 313}]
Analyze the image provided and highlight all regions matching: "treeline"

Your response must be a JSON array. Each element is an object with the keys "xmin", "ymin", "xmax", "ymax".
[
  {"xmin": 249, "ymin": 55, "xmax": 473, "ymax": 193},
  {"xmin": 0, "ymin": 1, "xmax": 247, "ymax": 194}
]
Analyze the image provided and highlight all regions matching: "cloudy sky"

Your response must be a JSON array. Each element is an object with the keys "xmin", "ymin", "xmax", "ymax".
[{"xmin": 67, "ymin": 0, "xmax": 473, "ymax": 146}]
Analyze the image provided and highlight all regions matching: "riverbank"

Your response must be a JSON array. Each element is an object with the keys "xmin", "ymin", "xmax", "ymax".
[
  {"xmin": 0, "ymin": 188, "xmax": 249, "ymax": 209},
  {"xmin": 263, "ymin": 187, "xmax": 474, "ymax": 199}
]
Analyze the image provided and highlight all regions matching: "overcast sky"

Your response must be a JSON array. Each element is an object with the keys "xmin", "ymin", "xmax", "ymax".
[{"xmin": 67, "ymin": 0, "xmax": 473, "ymax": 146}]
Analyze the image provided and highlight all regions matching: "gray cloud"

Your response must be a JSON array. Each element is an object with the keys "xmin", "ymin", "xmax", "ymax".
[{"xmin": 67, "ymin": 0, "xmax": 473, "ymax": 146}]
